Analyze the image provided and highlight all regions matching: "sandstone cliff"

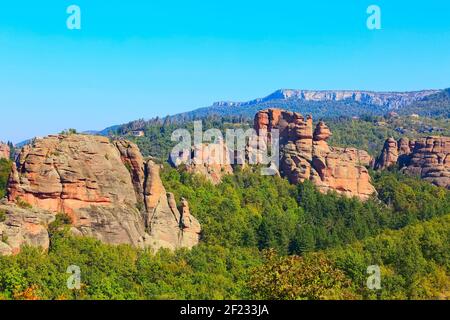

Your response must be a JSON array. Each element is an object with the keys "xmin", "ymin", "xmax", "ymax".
[
  {"xmin": 255, "ymin": 109, "xmax": 376, "ymax": 200},
  {"xmin": 0, "ymin": 142, "xmax": 10, "ymax": 160},
  {"xmin": 1, "ymin": 134, "xmax": 201, "ymax": 255},
  {"xmin": 375, "ymin": 136, "xmax": 450, "ymax": 189}
]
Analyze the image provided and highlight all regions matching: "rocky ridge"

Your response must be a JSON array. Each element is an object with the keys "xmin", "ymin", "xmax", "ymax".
[{"xmin": 215, "ymin": 89, "xmax": 439, "ymax": 110}]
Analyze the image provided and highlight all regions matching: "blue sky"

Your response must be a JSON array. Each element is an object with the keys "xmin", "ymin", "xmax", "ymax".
[{"xmin": 0, "ymin": 0, "xmax": 449, "ymax": 143}]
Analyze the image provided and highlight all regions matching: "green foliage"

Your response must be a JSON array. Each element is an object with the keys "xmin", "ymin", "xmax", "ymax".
[
  {"xmin": 0, "ymin": 237, "xmax": 262, "ymax": 300},
  {"xmin": 60, "ymin": 128, "xmax": 78, "ymax": 135},
  {"xmin": 249, "ymin": 249, "xmax": 356, "ymax": 300},
  {"xmin": 15, "ymin": 197, "xmax": 32, "ymax": 209},
  {"xmin": 328, "ymin": 214, "xmax": 450, "ymax": 299},
  {"xmin": 327, "ymin": 116, "xmax": 450, "ymax": 156},
  {"xmin": 0, "ymin": 209, "xmax": 6, "ymax": 223},
  {"xmin": 116, "ymin": 116, "xmax": 251, "ymax": 160},
  {"xmin": 0, "ymin": 158, "xmax": 12, "ymax": 199},
  {"xmin": 162, "ymin": 167, "xmax": 449, "ymax": 256},
  {"xmin": 372, "ymin": 170, "xmax": 450, "ymax": 228},
  {"xmin": 0, "ymin": 160, "xmax": 449, "ymax": 300}
]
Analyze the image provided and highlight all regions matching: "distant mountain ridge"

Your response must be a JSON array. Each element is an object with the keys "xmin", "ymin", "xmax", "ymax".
[
  {"xmin": 211, "ymin": 89, "xmax": 439, "ymax": 109},
  {"xmin": 170, "ymin": 88, "xmax": 448, "ymax": 121}
]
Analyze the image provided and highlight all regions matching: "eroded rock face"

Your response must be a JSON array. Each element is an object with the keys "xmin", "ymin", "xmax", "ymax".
[
  {"xmin": 0, "ymin": 142, "xmax": 10, "ymax": 160},
  {"xmin": 255, "ymin": 109, "xmax": 376, "ymax": 200},
  {"xmin": 0, "ymin": 202, "xmax": 54, "ymax": 256},
  {"xmin": 144, "ymin": 160, "xmax": 201, "ymax": 250},
  {"xmin": 375, "ymin": 136, "xmax": 450, "ymax": 189},
  {"xmin": 174, "ymin": 141, "xmax": 234, "ymax": 185},
  {"xmin": 374, "ymin": 138, "xmax": 399, "ymax": 170},
  {"xmin": 3, "ymin": 134, "xmax": 201, "ymax": 255},
  {"xmin": 405, "ymin": 137, "xmax": 449, "ymax": 188}
]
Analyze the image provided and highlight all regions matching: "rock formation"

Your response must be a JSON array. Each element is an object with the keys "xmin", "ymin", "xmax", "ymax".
[
  {"xmin": 375, "ymin": 136, "xmax": 450, "ymax": 189},
  {"xmin": 2, "ymin": 134, "xmax": 201, "ymax": 255},
  {"xmin": 0, "ymin": 201, "xmax": 54, "ymax": 256},
  {"xmin": 0, "ymin": 142, "xmax": 10, "ymax": 160},
  {"xmin": 374, "ymin": 138, "xmax": 399, "ymax": 170},
  {"xmin": 144, "ymin": 160, "xmax": 201, "ymax": 250},
  {"xmin": 173, "ymin": 141, "xmax": 234, "ymax": 185},
  {"xmin": 254, "ymin": 109, "xmax": 376, "ymax": 200}
]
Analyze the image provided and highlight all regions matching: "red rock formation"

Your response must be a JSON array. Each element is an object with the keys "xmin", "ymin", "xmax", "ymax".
[
  {"xmin": 374, "ymin": 138, "xmax": 399, "ymax": 170},
  {"xmin": 403, "ymin": 137, "xmax": 449, "ymax": 188},
  {"xmin": 3, "ymin": 134, "xmax": 201, "ymax": 255},
  {"xmin": 255, "ymin": 109, "xmax": 376, "ymax": 200},
  {"xmin": 0, "ymin": 142, "xmax": 10, "ymax": 160},
  {"xmin": 375, "ymin": 136, "xmax": 450, "ymax": 189}
]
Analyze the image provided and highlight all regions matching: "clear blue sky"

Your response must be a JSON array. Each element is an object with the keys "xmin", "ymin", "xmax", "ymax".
[{"xmin": 1, "ymin": 0, "xmax": 449, "ymax": 143}]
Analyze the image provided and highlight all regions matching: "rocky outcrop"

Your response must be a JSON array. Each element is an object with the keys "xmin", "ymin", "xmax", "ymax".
[
  {"xmin": 114, "ymin": 139, "xmax": 146, "ymax": 203},
  {"xmin": 375, "ymin": 136, "xmax": 449, "ymax": 189},
  {"xmin": 255, "ymin": 109, "xmax": 376, "ymax": 200},
  {"xmin": 374, "ymin": 138, "xmax": 399, "ymax": 170},
  {"xmin": 174, "ymin": 141, "xmax": 234, "ymax": 185},
  {"xmin": 0, "ymin": 142, "xmax": 10, "ymax": 160},
  {"xmin": 144, "ymin": 160, "xmax": 201, "ymax": 250},
  {"xmin": 0, "ymin": 202, "xmax": 54, "ymax": 256},
  {"xmin": 3, "ymin": 134, "xmax": 201, "ymax": 255}
]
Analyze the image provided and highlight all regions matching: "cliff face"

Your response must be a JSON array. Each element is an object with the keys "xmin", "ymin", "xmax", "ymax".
[
  {"xmin": 1, "ymin": 134, "xmax": 201, "ymax": 255},
  {"xmin": 375, "ymin": 136, "xmax": 450, "ymax": 189},
  {"xmin": 0, "ymin": 143, "xmax": 10, "ymax": 160},
  {"xmin": 255, "ymin": 109, "xmax": 376, "ymax": 200}
]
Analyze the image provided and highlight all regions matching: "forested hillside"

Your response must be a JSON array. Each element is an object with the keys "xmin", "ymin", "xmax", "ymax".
[{"xmin": 0, "ymin": 166, "xmax": 449, "ymax": 300}]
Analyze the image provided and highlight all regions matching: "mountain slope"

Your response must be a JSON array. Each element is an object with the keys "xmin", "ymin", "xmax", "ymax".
[
  {"xmin": 171, "ymin": 89, "xmax": 442, "ymax": 120},
  {"xmin": 400, "ymin": 88, "xmax": 450, "ymax": 117}
]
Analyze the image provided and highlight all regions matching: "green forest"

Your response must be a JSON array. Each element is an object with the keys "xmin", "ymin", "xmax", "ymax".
[{"xmin": 0, "ymin": 158, "xmax": 449, "ymax": 300}]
